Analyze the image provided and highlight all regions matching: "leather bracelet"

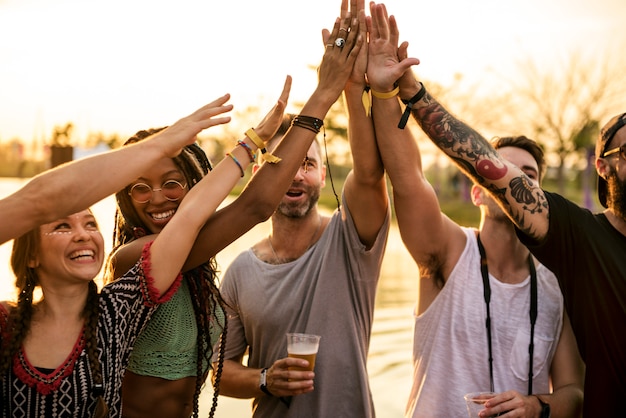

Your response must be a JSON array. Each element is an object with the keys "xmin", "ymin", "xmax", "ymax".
[{"xmin": 398, "ymin": 82, "xmax": 426, "ymax": 129}]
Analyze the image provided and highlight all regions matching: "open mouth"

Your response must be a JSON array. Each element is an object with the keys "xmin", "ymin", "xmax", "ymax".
[
  {"xmin": 286, "ymin": 190, "xmax": 303, "ymax": 197},
  {"xmin": 69, "ymin": 250, "xmax": 95, "ymax": 261},
  {"xmin": 150, "ymin": 209, "xmax": 176, "ymax": 221}
]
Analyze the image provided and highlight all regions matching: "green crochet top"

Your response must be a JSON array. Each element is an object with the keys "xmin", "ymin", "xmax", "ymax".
[{"xmin": 127, "ymin": 278, "xmax": 225, "ymax": 379}]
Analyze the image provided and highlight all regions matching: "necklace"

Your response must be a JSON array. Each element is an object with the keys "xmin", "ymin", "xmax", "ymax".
[{"xmin": 267, "ymin": 215, "xmax": 322, "ymax": 264}]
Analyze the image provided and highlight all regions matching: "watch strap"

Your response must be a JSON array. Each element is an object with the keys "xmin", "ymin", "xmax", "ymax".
[
  {"xmin": 260, "ymin": 368, "xmax": 273, "ymax": 396},
  {"xmin": 534, "ymin": 395, "xmax": 550, "ymax": 418}
]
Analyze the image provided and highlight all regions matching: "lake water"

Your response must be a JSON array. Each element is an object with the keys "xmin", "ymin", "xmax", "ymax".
[{"xmin": 0, "ymin": 177, "xmax": 416, "ymax": 417}]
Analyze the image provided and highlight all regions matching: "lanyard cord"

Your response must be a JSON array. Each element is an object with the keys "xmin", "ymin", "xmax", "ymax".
[{"xmin": 476, "ymin": 233, "xmax": 537, "ymax": 395}]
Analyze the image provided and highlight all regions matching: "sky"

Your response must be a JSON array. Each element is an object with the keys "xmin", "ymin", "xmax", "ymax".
[{"xmin": 0, "ymin": 0, "xmax": 624, "ymax": 144}]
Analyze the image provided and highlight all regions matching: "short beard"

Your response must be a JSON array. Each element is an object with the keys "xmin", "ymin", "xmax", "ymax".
[
  {"xmin": 605, "ymin": 169, "xmax": 626, "ymax": 219},
  {"xmin": 276, "ymin": 187, "xmax": 321, "ymax": 219}
]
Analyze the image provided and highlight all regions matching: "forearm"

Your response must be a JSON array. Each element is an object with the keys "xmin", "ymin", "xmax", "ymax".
[
  {"xmin": 371, "ymin": 86, "xmax": 448, "ymax": 262},
  {"xmin": 409, "ymin": 87, "xmax": 501, "ymax": 180},
  {"xmin": 219, "ymin": 360, "xmax": 264, "ymax": 399},
  {"xmin": 344, "ymin": 85, "xmax": 384, "ymax": 185},
  {"xmin": 406, "ymin": 83, "xmax": 549, "ymax": 240},
  {"xmin": 0, "ymin": 141, "xmax": 166, "ymax": 245},
  {"xmin": 343, "ymin": 85, "xmax": 388, "ymax": 246},
  {"xmin": 534, "ymin": 385, "xmax": 583, "ymax": 418},
  {"xmin": 371, "ymin": 88, "xmax": 426, "ymax": 198}
]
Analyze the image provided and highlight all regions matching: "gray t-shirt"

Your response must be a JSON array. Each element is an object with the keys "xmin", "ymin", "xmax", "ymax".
[{"xmin": 220, "ymin": 196, "xmax": 390, "ymax": 418}]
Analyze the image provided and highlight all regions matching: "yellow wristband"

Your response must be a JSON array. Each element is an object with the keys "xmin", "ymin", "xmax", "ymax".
[
  {"xmin": 370, "ymin": 85, "xmax": 400, "ymax": 99},
  {"xmin": 245, "ymin": 128, "xmax": 281, "ymax": 164}
]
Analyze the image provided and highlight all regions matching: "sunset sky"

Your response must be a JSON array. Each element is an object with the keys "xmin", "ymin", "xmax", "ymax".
[{"xmin": 0, "ymin": 0, "xmax": 624, "ymax": 143}]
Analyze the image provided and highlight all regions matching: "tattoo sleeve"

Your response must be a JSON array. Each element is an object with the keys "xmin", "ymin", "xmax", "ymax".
[{"xmin": 411, "ymin": 92, "xmax": 549, "ymax": 240}]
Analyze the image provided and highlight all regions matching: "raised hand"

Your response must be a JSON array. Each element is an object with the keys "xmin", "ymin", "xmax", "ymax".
[
  {"xmin": 317, "ymin": 5, "xmax": 364, "ymax": 101},
  {"xmin": 367, "ymin": 2, "xmax": 419, "ymax": 92},
  {"xmin": 253, "ymin": 75, "xmax": 292, "ymax": 141},
  {"xmin": 156, "ymin": 94, "xmax": 233, "ymax": 158}
]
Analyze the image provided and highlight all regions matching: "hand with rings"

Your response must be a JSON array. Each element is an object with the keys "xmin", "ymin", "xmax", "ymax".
[{"xmin": 317, "ymin": 0, "xmax": 364, "ymax": 99}]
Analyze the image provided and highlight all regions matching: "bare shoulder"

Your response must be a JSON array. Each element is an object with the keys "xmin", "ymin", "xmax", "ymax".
[{"xmin": 111, "ymin": 235, "xmax": 155, "ymax": 278}]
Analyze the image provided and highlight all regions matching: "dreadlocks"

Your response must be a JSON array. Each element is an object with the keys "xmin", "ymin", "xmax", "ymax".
[{"xmin": 107, "ymin": 128, "xmax": 228, "ymax": 418}]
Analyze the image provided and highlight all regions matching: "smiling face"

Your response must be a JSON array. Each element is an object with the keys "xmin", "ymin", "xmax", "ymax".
[
  {"xmin": 33, "ymin": 210, "xmax": 105, "ymax": 285},
  {"xmin": 276, "ymin": 141, "xmax": 326, "ymax": 219},
  {"xmin": 127, "ymin": 157, "xmax": 189, "ymax": 234}
]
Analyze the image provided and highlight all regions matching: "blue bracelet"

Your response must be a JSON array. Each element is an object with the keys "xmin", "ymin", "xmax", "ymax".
[{"xmin": 226, "ymin": 152, "xmax": 244, "ymax": 177}]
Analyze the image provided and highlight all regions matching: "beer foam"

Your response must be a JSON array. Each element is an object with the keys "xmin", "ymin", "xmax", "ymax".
[{"xmin": 288, "ymin": 344, "xmax": 318, "ymax": 355}]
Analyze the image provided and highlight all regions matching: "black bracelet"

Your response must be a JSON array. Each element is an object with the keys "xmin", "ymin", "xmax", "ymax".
[
  {"xmin": 292, "ymin": 115, "xmax": 324, "ymax": 134},
  {"xmin": 398, "ymin": 82, "xmax": 426, "ymax": 129}
]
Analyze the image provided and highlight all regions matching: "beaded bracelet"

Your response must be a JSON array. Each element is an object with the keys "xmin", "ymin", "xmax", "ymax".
[
  {"xmin": 398, "ymin": 82, "xmax": 426, "ymax": 129},
  {"xmin": 226, "ymin": 152, "xmax": 244, "ymax": 177},
  {"xmin": 237, "ymin": 140, "xmax": 256, "ymax": 163},
  {"xmin": 291, "ymin": 115, "xmax": 324, "ymax": 134},
  {"xmin": 246, "ymin": 128, "xmax": 281, "ymax": 163}
]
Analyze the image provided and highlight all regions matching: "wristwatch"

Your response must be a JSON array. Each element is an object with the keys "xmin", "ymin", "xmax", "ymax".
[
  {"xmin": 535, "ymin": 395, "xmax": 551, "ymax": 418},
  {"xmin": 260, "ymin": 368, "xmax": 273, "ymax": 396}
]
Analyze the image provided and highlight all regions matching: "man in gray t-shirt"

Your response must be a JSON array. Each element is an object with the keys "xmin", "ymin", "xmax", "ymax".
[{"xmin": 214, "ymin": 6, "xmax": 390, "ymax": 415}]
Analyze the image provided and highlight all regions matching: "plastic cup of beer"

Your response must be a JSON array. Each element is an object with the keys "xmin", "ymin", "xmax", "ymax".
[
  {"xmin": 286, "ymin": 333, "xmax": 321, "ymax": 372},
  {"xmin": 464, "ymin": 392, "xmax": 497, "ymax": 417}
]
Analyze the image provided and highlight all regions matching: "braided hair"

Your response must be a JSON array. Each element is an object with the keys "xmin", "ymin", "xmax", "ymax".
[
  {"xmin": 108, "ymin": 128, "xmax": 228, "ymax": 418},
  {"xmin": 0, "ymin": 223, "xmax": 109, "ymax": 416}
]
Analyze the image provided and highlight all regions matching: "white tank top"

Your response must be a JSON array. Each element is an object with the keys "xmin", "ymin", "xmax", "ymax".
[{"xmin": 406, "ymin": 227, "xmax": 564, "ymax": 418}]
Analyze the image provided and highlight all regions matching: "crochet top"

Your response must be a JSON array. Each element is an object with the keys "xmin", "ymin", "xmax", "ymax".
[{"xmin": 127, "ymin": 277, "xmax": 225, "ymax": 380}]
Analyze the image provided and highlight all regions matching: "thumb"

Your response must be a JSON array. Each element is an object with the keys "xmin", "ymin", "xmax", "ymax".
[{"xmin": 321, "ymin": 28, "xmax": 331, "ymax": 45}]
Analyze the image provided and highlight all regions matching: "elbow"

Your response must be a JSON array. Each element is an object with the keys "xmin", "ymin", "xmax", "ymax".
[
  {"xmin": 251, "ymin": 200, "xmax": 276, "ymax": 223},
  {"xmin": 237, "ymin": 193, "xmax": 277, "ymax": 223}
]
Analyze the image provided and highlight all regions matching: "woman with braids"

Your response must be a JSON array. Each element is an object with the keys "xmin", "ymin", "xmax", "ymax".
[
  {"xmin": 109, "ymin": 118, "xmax": 289, "ymax": 417},
  {"xmin": 109, "ymin": 19, "xmax": 364, "ymax": 417},
  {"xmin": 0, "ymin": 95, "xmax": 233, "ymax": 417}
]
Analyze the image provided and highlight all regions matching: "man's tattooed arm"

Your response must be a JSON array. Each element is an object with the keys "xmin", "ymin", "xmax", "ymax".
[{"xmin": 410, "ymin": 91, "xmax": 550, "ymax": 241}]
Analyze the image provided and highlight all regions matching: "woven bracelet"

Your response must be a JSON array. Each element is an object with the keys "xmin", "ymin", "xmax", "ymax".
[
  {"xmin": 237, "ymin": 140, "xmax": 256, "ymax": 163},
  {"xmin": 226, "ymin": 152, "xmax": 244, "ymax": 177},
  {"xmin": 398, "ymin": 83, "xmax": 426, "ymax": 129}
]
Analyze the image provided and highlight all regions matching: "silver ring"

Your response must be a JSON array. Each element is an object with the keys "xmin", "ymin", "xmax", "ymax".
[
  {"xmin": 335, "ymin": 38, "xmax": 345, "ymax": 48},
  {"xmin": 326, "ymin": 43, "xmax": 334, "ymax": 48}
]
